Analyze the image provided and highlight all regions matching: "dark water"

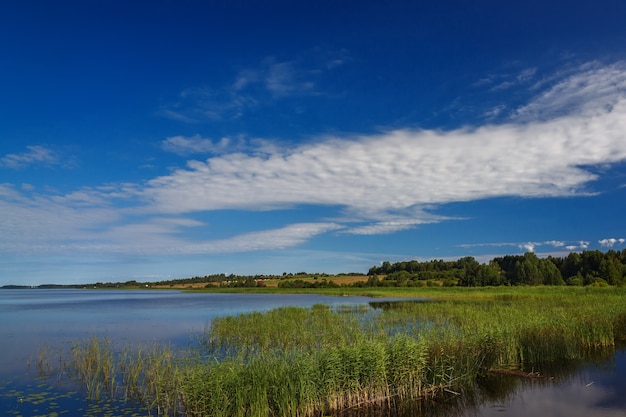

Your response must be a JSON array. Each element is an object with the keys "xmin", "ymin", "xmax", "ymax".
[
  {"xmin": 456, "ymin": 351, "xmax": 626, "ymax": 417},
  {"xmin": 1, "ymin": 289, "xmax": 625, "ymax": 416}
]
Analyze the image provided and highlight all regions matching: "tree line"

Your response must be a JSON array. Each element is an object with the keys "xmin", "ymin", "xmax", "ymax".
[{"xmin": 367, "ymin": 249, "xmax": 626, "ymax": 287}]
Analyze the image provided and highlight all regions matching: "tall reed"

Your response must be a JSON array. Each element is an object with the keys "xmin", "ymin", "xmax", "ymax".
[{"xmin": 49, "ymin": 286, "xmax": 626, "ymax": 416}]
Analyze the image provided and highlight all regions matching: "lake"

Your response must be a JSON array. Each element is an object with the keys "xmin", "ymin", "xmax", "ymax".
[{"xmin": 1, "ymin": 289, "xmax": 625, "ymax": 416}]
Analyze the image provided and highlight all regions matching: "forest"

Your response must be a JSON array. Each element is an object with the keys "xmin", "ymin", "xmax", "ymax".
[
  {"xmin": 366, "ymin": 249, "xmax": 626, "ymax": 287},
  {"xmin": 6, "ymin": 250, "xmax": 625, "ymax": 290}
]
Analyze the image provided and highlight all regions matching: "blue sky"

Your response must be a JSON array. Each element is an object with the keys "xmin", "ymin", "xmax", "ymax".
[{"xmin": 2, "ymin": 0, "xmax": 626, "ymax": 285}]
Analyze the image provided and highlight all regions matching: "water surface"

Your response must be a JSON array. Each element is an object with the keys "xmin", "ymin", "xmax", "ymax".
[
  {"xmin": 1, "ymin": 289, "xmax": 625, "ymax": 416},
  {"xmin": 463, "ymin": 350, "xmax": 626, "ymax": 417},
  {"xmin": 0, "ymin": 289, "xmax": 404, "ymax": 378}
]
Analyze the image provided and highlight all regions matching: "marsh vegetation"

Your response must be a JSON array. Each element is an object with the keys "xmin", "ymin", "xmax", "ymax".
[{"xmin": 40, "ymin": 287, "xmax": 626, "ymax": 416}]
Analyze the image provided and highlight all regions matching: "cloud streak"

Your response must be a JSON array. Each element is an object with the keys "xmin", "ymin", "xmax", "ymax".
[
  {"xmin": 145, "ymin": 62, "xmax": 626, "ymax": 223},
  {"xmin": 0, "ymin": 145, "xmax": 61, "ymax": 169},
  {"xmin": 514, "ymin": 61, "xmax": 626, "ymax": 121},
  {"xmin": 2, "ymin": 61, "xmax": 626, "ymax": 259},
  {"xmin": 162, "ymin": 135, "xmax": 235, "ymax": 156},
  {"xmin": 460, "ymin": 240, "xmax": 570, "ymax": 253},
  {"xmin": 162, "ymin": 54, "xmax": 345, "ymax": 122}
]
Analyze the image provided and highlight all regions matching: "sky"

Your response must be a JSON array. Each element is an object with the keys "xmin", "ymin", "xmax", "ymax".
[{"xmin": 2, "ymin": 0, "xmax": 626, "ymax": 285}]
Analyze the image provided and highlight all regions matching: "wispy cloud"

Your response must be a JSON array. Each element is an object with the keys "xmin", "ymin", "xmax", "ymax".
[
  {"xmin": 2, "ymin": 62, "xmax": 626, "ymax": 259},
  {"xmin": 0, "ymin": 186, "xmax": 121, "ymax": 255},
  {"xmin": 472, "ymin": 66, "xmax": 537, "ymax": 90},
  {"xmin": 491, "ymin": 67, "xmax": 537, "ymax": 91},
  {"xmin": 146, "ymin": 61, "xmax": 626, "ymax": 218},
  {"xmin": 460, "ymin": 240, "xmax": 569, "ymax": 253},
  {"xmin": 0, "ymin": 178, "xmax": 342, "ymax": 256},
  {"xmin": 161, "ymin": 135, "xmax": 235, "ymax": 156},
  {"xmin": 160, "ymin": 86, "xmax": 257, "ymax": 122},
  {"xmin": 161, "ymin": 53, "xmax": 347, "ymax": 122},
  {"xmin": 233, "ymin": 58, "xmax": 319, "ymax": 97},
  {"xmin": 188, "ymin": 223, "xmax": 343, "ymax": 253},
  {"xmin": 514, "ymin": 61, "xmax": 626, "ymax": 121},
  {"xmin": 0, "ymin": 145, "xmax": 61, "ymax": 169},
  {"xmin": 262, "ymin": 60, "xmax": 317, "ymax": 97},
  {"xmin": 345, "ymin": 219, "xmax": 438, "ymax": 235},
  {"xmin": 102, "ymin": 221, "xmax": 342, "ymax": 255}
]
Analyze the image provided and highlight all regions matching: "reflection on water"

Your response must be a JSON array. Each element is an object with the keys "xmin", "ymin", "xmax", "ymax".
[
  {"xmin": 1, "ymin": 289, "xmax": 625, "ymax": 416},
  {"xmin": 367, "ymin": 298, "xmax": 626, "ymax": 416},
  {"xmin": 335, "ymin": 352, "xmax": 626, "ymax": 417},
  {"xmin": 465, "ymin": 350, "xmax": 626, "ymax": 417}
]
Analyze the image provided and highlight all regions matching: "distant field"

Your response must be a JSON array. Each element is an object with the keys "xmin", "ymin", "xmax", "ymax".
[
  {"xmin": 263, "ymin": 275, "xmax": 370, "ymax": 287},
  {"xmin": 152, "ymin": 275, "xmax": 371, "ymax": 289}
]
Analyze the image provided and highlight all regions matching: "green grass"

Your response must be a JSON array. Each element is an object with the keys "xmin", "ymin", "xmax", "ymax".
[{"xmin": 42, "ymin": 286, "xmax": 626, "ymax": 416}]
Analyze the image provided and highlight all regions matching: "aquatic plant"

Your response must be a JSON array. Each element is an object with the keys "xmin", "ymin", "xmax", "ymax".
[{"xmin": 44, "ymin": 286, "xmax": 626, "ymax": 416}]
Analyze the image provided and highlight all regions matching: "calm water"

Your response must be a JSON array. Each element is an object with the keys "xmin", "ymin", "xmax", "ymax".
[
  {"xmin": 1, "ymin": 289, "xmax": 625, "ymax": 416},
  {"xmin": 0, "ymin": 289, "xmax": 403, "ymax": 379},
  {"xmin": 461, "ymin": 351, "xmax": 626, "ymax": 417}
]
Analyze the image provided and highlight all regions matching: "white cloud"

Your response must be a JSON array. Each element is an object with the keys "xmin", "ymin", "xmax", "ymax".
[
  {"xmin": 162, "ymin": 135, "xmax": 234, "ymax": 156},
  {"xmin": 264, "ymin": 60, "xmax": 316, "ymax": 97},
  {"xmin": 0, "ymin": 183, "xmax": 28, "ymax": 201},
  {"xmin": 473, "ymin": 67, "xmax": 538, "ymax": 93},
  {"xmin": 461, "ymin": 240, "xmax": 577, "ymax": 251},
  {"xmin": 102, "ymin": 221, "xmax": 342, "ymax": 255},
  {"xmin": 518, "ymin": 67, "xmax": 538, "ymax": 82},
  {"xmin": 0, "ymin": 175, "xmax": 342, "ymax": 256},
  {"xmin": 545, "ymin": 240, "xmax": 565, "ymax": 247},
  {"xmin": 188, "ymin": 222, "xmax": 342, "ymax": 253},
  {"xmin": 0, "ymin": 191, "xmax": 121, "ymax": 255},
  {"xmin": 458, "ymin": 242, "xmax": 518, "ymax": 249},
  {"xmin": 145, "ymin": 63, "xmax": 626, "ymax": 218},
  {"xmin": 514, "ymin": 61, "xmax": 626, "ymax": 121},
  {"xmin": 0, "ymin": 145, "xmax": 60, "ymax": 169},
  {"xmin": 599, "ymin": 238, "xmax": 625, "ymax": 247},
  {"xmin": 484, "ymin": 104, "xmax": 507, "ymax": 118},
  {"xmin": 3, "ymin": 61, "xmax": 626, "ymax": 260},
  {"xmin": 160, "ymin": 86, "xmax": 257, "ymax": 122},
  {"xmin": 564, "ymin": 241, "xmax": 590, "ymax": 251},
  {"xmin": 345, "ymin": 219, "xmax": 435, "ymax": 235},
  {"xmin": 162, "ymin": 54, "xmax": 342, "ymax": 122}
]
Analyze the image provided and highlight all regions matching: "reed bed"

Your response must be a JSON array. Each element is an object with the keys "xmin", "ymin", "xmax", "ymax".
[{"xmin": 47, "ymin": 286, "xmax": 626, "ymax": 416}]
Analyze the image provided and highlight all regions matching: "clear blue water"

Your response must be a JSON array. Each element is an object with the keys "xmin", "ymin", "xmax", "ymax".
[{"xmin": 1, "ymin": 289, "xmax": 625, "ymax": 416}]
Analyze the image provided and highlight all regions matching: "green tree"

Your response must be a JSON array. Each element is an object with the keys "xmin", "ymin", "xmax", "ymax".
[
  {"xmin": 457, "ymin": 257, "xmax": 480, "ymax": 286},
  {"xmin": 476, "ymin": 262, "xmax": 502, "ymax": 286},
  {"xmin": 386, "ymin": 270, "xmax": 412, "ymax": 286},
  {"xmin": 538, "ymin": 258, "xmax": 565, "ymax": 285},
  {"xmin": 599, "ymin": 257, "xmax": 623, "ymax": 285},
  {"xmin": 514, "ymin": 253, "xmax": 541, "ymax": 285},
  {"xmin": 560, "ymin": 252, "xmax": 582, "ymax": 281},
  {"xmin": 581, "ymin": 250, "xmax": 603, "ymax": 279}
]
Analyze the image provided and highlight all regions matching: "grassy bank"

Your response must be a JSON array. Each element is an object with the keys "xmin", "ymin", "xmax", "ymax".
[{"xmin": 47, "ymin": 286, "xmax": 626, "ymax": 416}]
